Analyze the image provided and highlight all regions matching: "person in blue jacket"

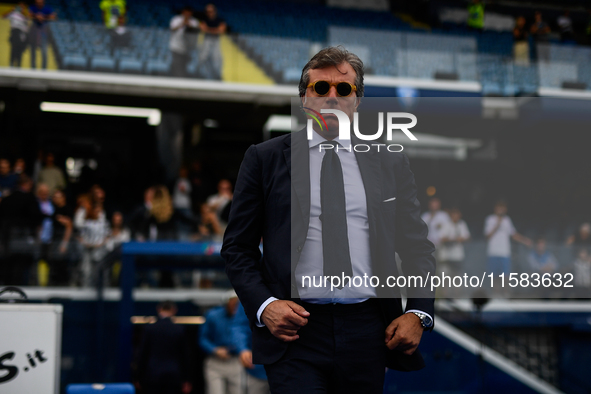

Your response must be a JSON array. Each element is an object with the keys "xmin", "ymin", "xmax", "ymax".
[{"xmin": 232, "ymin": 302, "xmax": 270, "ymax": 394}]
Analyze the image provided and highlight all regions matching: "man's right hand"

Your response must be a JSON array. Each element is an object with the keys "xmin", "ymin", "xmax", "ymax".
[
  {"xmin": 213, "ymin": 346, "xmax": 230, "ymax": 360},
  {"xmin": 261, "ymin": 300, "xmax": 309, "ymax": 342}
]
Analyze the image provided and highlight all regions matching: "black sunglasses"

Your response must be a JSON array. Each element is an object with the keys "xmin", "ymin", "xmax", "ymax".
[{"xmin": 307, "ymin": 81, "xmax": 357, "ymax": 97}]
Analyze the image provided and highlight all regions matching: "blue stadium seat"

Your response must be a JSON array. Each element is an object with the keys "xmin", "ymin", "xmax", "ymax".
[
  {"xmin": 90, "ymin": 56, "xmax": 117, "ymax": 72},
  {"xmin": 62, "ymin": 53, "xmax": 88, "ymax": 70}
]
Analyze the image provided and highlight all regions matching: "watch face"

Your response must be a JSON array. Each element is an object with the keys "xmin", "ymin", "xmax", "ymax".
[{"xmin": 423, "ymin": 314, "xmax": 433, "ymax": 327}]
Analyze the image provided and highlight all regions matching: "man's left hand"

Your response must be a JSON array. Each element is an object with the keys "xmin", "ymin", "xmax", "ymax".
[{"xmin": 384, "ymin": 313, "xmax": 423, "ymax": 355}]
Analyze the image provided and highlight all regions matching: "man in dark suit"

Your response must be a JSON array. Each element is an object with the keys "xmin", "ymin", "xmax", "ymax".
[
  {"xmin": 135, "ymin": 301, "xmax": 192, "ymax": 394},
  {"xmin": 222, "ymin": 47, "xmax": 436, "ymax": 393}
]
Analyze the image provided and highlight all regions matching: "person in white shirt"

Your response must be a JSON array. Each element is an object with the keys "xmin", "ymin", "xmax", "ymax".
[
  {"xmin": 169, "ymin": 7, "xmax": 198, "ymax": 77},
  {"xmin": 439, "ymin": 208, "xmax": 470, "ymax": 276},
  {"xmin": 206, "ymin": 179, "xmax": 233, "ymax": 224},
  {"xmin": 2, "ymin": 2, "xmax": 29, "ymax": 67},
  {"xmin": 484, "ymin": 201, "xmax": 531, "ymax": 276},
  {"xmin": 421, "ymin": 197, "xmax": 451, "ymax": 252},
  {"xmin": 173, "ymin": 166, "xmax": 194, "ymax": 240}
]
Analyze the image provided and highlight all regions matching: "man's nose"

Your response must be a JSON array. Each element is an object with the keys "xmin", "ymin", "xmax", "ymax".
[{"xmin": 326, "ymin": 86, "xmax": 338, "ymax": 98}]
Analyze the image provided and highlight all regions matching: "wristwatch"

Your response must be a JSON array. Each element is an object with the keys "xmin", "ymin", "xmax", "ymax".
[{"xmin": 411, "ymin": 312, "xmax": 433, "ymax": 330}]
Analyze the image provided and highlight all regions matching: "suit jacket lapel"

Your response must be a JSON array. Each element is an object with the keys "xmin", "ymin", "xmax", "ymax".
[
  {"xmin": 352, "ymin": 136, "xmax": 382, "ymax": 234},
  {"xmin": 285, "ymin": 129, "xmax": 311, "ymax": 228}
]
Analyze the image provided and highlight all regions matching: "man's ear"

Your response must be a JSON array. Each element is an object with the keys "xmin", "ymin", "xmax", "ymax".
[{"xmin": 354, "ymin": 96, "xmax": 361, "ymax": 110}]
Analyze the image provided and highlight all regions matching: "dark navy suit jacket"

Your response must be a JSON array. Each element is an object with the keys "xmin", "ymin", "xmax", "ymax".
[{"xmin": 222, "ymin": 129, "xmax": 436, "ymax": 371}]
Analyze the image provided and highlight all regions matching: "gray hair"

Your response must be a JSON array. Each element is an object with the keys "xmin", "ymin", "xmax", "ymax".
[{"xmin": 298, "ymin": 46, "xmax": 364, "ymax": 98}]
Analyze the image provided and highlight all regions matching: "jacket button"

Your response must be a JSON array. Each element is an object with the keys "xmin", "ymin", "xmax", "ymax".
[{"xmin": 296, "ymin": 245, "xmax": 302, "ymax": 252}]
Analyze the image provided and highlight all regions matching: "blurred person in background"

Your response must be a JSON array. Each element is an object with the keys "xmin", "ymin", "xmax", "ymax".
[
  {"xmin": 0, "ymin": 158, "xmax": 18, "ymax": 196},
  {"xmin": 571, "ymin": 248, "xmax": 591, "ymax": 298},
  {"xmin": 484, "ymin": 201, "xmax": 531, "ymax": 278},
  {"xmin": 169, "ymin": 6, "xmax": 199, "ymax": 78},
  {"xmin": 195, "ymin": 203, "xmax": 222, "ymax": 242},
  {"xmin": 148, "ymin": 185, "xmax": 176, "ymax": 241},
  {"xmin": 557, "ymin": 10, "xmax": 574, "ymax": 42},
  {"xmin": 106, "ymin": 211, "xmax": 130, "ymax": 251},
  {"xmin": 0, "ymin": 174, "xmax": 42, "ymax": 285},
  {"xmin": 129, "ymin": 186, "xmax": 154, "ymax": 241},
  {"xmin": 100, "ymin": 0, "xmax": 126, "ymax": 30},
  {"xmin": 438, "ymin": 208, "xmax": 470, "ymax": 296},
  {"xmin": 36, "ymin": 183, "xmax": 54, "ymax": 285},
  {"xmin": 13, "ymin": 158, "xmax": 26, "ymax": 175},
  {"xmin": 28, "ymin": 0, "xmax": 56, "ymax": 69},
  {"xmin": 198, "ymin": 3, "xmax": 226, "ymax": 80},
  {"xmin": 173, "ymin": 166, "xmax": 194, "ymax": 240},
  {"xmin": 77, "ymin": 203, "xmax": 110, "ymax": 287},
  {"xmin": 467, "ymin": 0, "xmax": 484, "ymax": 32},
  {"xmin": 135, "ymin": 301, "xmax": 192, "ymax": 394},
  {"xmin": 2, "ymin": 2, "xmax": 29, "ymax": 68},
  {"xmin": 199, "ymin": 292, "xmax": 241, "ymax": 394},
  {"xmin": 74, "ymin": 193, "xmax": 92, "ymax": 229},
  {"xmin": 531, "ymin": 11, "xmax": 551, "ymax": 61},
  {"xmin": 232, "ymin": 302, "xmax": 270, "ymax": 394},
  {"xmin": 421, "ymin": 197, "xmax": 450, "ymax": 254},
  {"xmin": 513, "ymin": 16, "xmax": 529, "ymax": 66},
  {"xmin": 105, "ymin": 211, "xmax": 130, "ymax": 285},
  {"xmin": 566, "ymin": 222, "xmax": 591, "ymax": 259},
  {"xmin": 527, "ymin": 237, "xmax": 557, "ymax": 275},
  {"xmin": 50, "ymin": 189, "xmax": 73, "ymax": 286},
  {"xmin": 37, "ymin": 152, "xmax": 66, "ymax": 193},
  {"xmin": 110, "ymin": 15, "xmax": 131, "ymax": 51},
  {"xmin": 206, "ymin": 179, "xmax": 232, "ymax": 224}
]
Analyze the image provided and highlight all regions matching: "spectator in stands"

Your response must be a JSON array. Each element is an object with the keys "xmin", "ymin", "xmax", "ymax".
[
  {"xmin": 438, "ymin": 208, "xmax": 470, "ymax": 279},
  {"xmin": 566, "ymin": 222, "xmax": 591, "ymax": 258},
  {"xmin": 129, "ymin": 186, "xmax": 154, "ymax": 241},
  {"xmin": 421, "ymin": 197, "xmax": 450, "ymax": 253},
  {"xmin": 189, "ymin": 159, "xmax": 211, "ymax": 207},
  {"xmin": 467, "ymin": 0, "xmax": 484, "ymax": 32},
  {"xmin": 195, "ymin": 203, "xmax": 223, "ymax": 242},
  {"xmin": 105, "ymin": 211, "xmax": 130, "ymax": 251},
  {"xmin": 36, "ymin": 183, "xmax": 54, "ymax": 285},
  {"xmin": 571, "ymin": 248, "xmax": 591, "ymax": 297},
  {"xmin": 169, "ymin": 7, "xmax": 199, "ymax": 78},
  {"xmin": 37, "ymin": 152, "xmax": 66, "ymax": 193},
  {"xmin": 0, "ymin": 158, "xmax": 18, "ymax": 196},
  {"xmin": 530, "ymin": 11, "xmax": 551, "ymax": 61},
  {"xmin": 199, "ymin": 291, "xmax": 241, "ymax": 394},
  {"xmin": 206, "ymin": 179, "xmax": 232, "ymax": 223},
  {"xmin": 78, "ymin": 203, "xmax": 110, "ymax": 287},
  {"xmin": 484, "ymin": 201, "xmax": 531, "ymax": 277},
  {"xmin": 50, "ymin": 189, "xmax": 73, "ymax": 286},
  {"xmin": 100, "ymin": 0, "xmax": 126, "ymax": 30},
  {"xmin": 135, "ymin": 301, "xmax": 192, "ymax": 394},
  {"xmin": 231, "ymin": 302, "xmax": 269, "ymax": 394},
  {"xmin": 110, "ymin": 15, "xmax": 131, "ymax": 52},
  {"xmin": 148, "ymin": 185, "xmax": 176, "ymax": 240},
  {"xmin": 527, "ymin": 237, "xmax": 557, "ymax": 274},
  {"xmin": 513, "ymin": 16, "xmax": 530, "ymax": 66},
  {"xmin": 13, "ymin": 158, "xmax": 26, "ymax": 175},
  {"xmin": 557, "ymin": 10, "xmax": 574, "ymax": 42},
  {"xmin": 2, "ymin": 2, "xmax": 30, "ymax": 68},
  {"xmin": 28, "ymin": 0, "xmax": 56, "ymax": 69},
  {"xmin": 0, "ymin": 174, "xmax": 42, "ymax": 285},
  {"xmin": 197, "ymin": 3, "xmax": 226, "ymax": 80},
  {"xmin": 173, "ymin": 166, "xmax": 194, "ymax": 239}
]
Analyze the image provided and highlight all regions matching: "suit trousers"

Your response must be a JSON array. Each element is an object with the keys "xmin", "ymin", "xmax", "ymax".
[{"xmin": 264, "ymin": 299, "xmax": 386, "ymax": 394}]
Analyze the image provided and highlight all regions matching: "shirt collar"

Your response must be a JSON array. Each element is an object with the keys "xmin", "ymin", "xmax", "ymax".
[{"xmin": 308, "ymin": 130, "xmax": 345, "ymax": 150}]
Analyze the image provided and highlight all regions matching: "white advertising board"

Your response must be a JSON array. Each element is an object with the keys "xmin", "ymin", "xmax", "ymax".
[{"xmin": 0, "ymin": 304, "xmax": 62, "ymax": 394}]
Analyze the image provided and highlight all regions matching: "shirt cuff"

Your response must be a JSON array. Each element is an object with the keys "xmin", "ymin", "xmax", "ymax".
[
  {"xmin": 256, "ymin": 297, "xmax": 279, "ymax": 327},
  {"xmin": 405, "ymin": 309, "xmax": 433, "ymax": 325}
]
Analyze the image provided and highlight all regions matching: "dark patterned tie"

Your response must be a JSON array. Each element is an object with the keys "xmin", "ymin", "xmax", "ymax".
[{"xmin": 320, "ymin": 141, "xmax": 353, "ymax": 287}]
